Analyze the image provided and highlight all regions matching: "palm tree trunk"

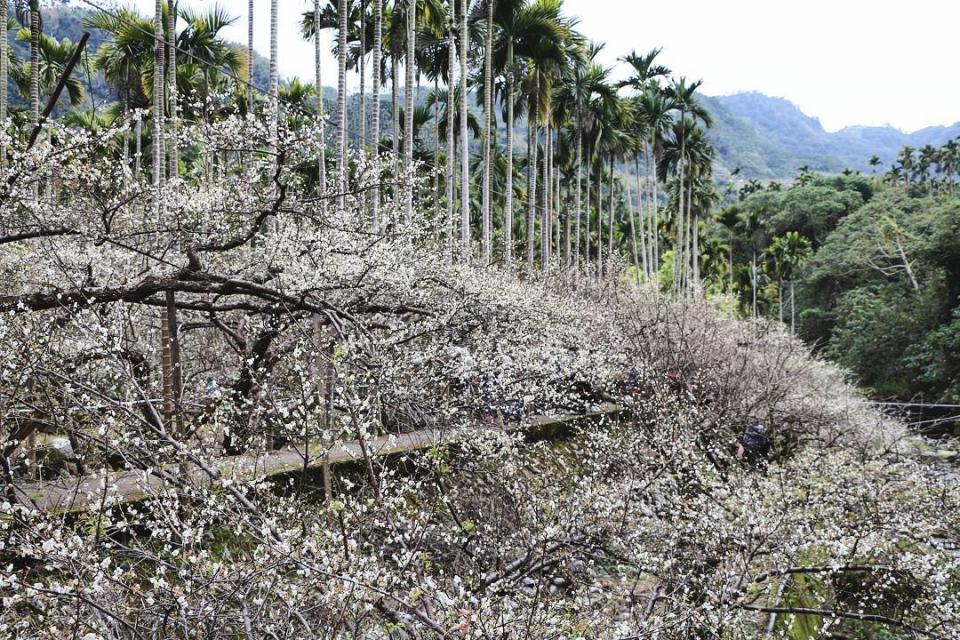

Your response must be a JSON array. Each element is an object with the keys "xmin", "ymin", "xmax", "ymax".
[
  {"xmin": 564, "ymin": 173, "xmax": 571, "ymax": 266},
  {"xmin": 541, "ymin": 120, "xmax": 550, "ymax": 273},
  {"xmin": 403, "ymin": 0, "xmax": 416, "ymax": 225},
  {"xmin": 359, "ymin": 0, "xmax": 367, "ymax": 150},
  {"xmin": 574, "ymin": 127, "xmax": 582, "ymax": 272},
  {"xmin": 433, "ymin": 75, "xmax": 440, "ymax": 241},
  {"xmin": 607, "ymin": 155, "xmax": 614, "ymax": 272},
  {"xmin": 481, "ymin": 0, "xmax": 494, "ymax": 265},
  {"xmin": 315, "ymin": 0, "xmax": 329, "ymax": 210},
  {"xmin": 134, "ymin": 114, "xmax": 142, "ymax": 176},
  {"xmin": 269, "ymin": 0, "xmax": 279, "ymax": 146},
  {"xmin": 626, "ymin": 172, "xmax": 640, "ymax": 285},
  {"xmin": 692, "ymin": 210, "xmax": 700, "ymax": 293},
  {"xmin": 675, "ymin": 112, "xmax": 687, "ymax": 293},
  {"xmin": 790, "ymin": 281, "xmax": 796, "ymax": 333},
  {"xmin": 370, "ymin": 0, "xmax": 381, "ymax": 224},
  {"xmin": 0, "ymin": 0, "xmax": 7, "ymax": 167},
  {"xmin": 459, "ymin": 0, "xmax": 470, "ymax": 262},
  {"xmin": 167, "ymin": 1, "xmax": 178, "ymax": 179},
  {"xmin": 584, "ymin": 150, "xmax": 591, "ymax": 276},
  {"xmin": 684, "ymin": 181, "xmax": 693, "ymax": 292},
  {"xmin": 649, "ymin": 136, "xmax": 659, "ymax": 282},
  {"xmin": 635, "ymin": 155, "xmax": 648, "ymax": 281},
  {"xmin": 152, "ymin": 0, "xmax": 164, "ymax": 189},
  {"xmin": 596, "ymin": 156, "xmax": 603, "ymax": 278},
  {"xmin": 247, "ymin": 0, "xmax": 254, "ymax": 113},
  {"xmin": 526, "ymin": 108, "xmax": 538, "ymax": 274},
  {"xmin": 336, "ymin": 0, "xmax": 349, "ymax": 214},
  {"xmin": 153, "ymin": 0, "xmax": 175, "ymax": 431},
  {"xmin": 555, "ymin": 161, "xmax": 561, "ymax": 265},
  {"xmin": 778, "ymin": 281, "xmax": 783, "ymax": 323},
  {"xmin": 445, "ymin": 4, "xmax": 455, "ymax": 262},
  {"xmin": 504, "ymin": 41, "xmax": 515, "ymax": 267},
  {"xmin": 30, "ymin": 4, "xmax": 39, "ymax": 200},
  {"xmin": 391, "ymin": 55, "xmax": 399, "ymax": 215}
]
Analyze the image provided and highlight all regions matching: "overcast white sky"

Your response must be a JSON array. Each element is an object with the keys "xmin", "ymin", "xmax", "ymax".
[{"xmin": 117, "ymin": 0, "xmax": 958, "ymax": 132}]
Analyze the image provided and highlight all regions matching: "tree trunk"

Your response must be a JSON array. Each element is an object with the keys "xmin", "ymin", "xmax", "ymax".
[
  {"xmin": 555, "ymin": 161, "xmax": 562, "ymax": 266},
  {"xmin": 315, "ymin": 0, "xmax": 329, "ymax": 210},
  {"xmin": 247, "ymin": 0, "xmax": 254, "ymax": 113},
  {"xmin": 584, "ymin": 150, "xmax": 591, "ymax": 277},
  {"xmin": 635, "ymin": 155, "xmax": 648, "ymax": 281},
  {"xmin": 0, "ymin": 0, "xmax": 7, "ymax": 167},
  {"xmin": 167, "ymin": 1, "xmax": 178, "ymax": 179},
  {"xmin": 134, "ymin": 114, "xmax": 142, "ymax": 176},
  {"xmin": 336, "ymin": 0, "xmax": 349, "ymax": 214},
  {"xmin": 627, "ymin": 172, "xmax": 640, "ymax": 285},
  {"xmin": 433, "ymin": 76, "xmax": 440, "ymax": 242},
  {"xmin": 541, "ymin": 121, "xmax": 550, "ymax": 274},
  {"xmin": 30, "ymin": 5, "xmax": 39, "ymax": 200},
  {"xmin": 152, "ymin": 0, "xmax": 164, "ymax": 189},
  {"xmin": 526, "ymin": 80, "xmax": 538, "ymax": 274},
  {"xmin": 391, "ymin": 55, "xmax": 399, "ymax": 217},
  {"xmin": 607, "ymin": 155, "xmax": 615, "ymax": 274},
  {"xmin": 481, "ymin": 0, "xmax": 494, "ymax": 265},
  {"xmin": 790, "ymin": 281, "xmax": 796, "ymax": 333},
  {"xmin": 269, "ymin": 0, "xmax": 279, "ymax": 146},
  {"xmin": 370, "ymin": 0, "xmax": 381, "ymax": 224},
  {"xmin": 778, "ymin": 281, "xmax": 783, "ymax": 323},
  {"xmin": 649, "ymin": 136, "xmax": 659, "ymax": 282},
  {"xmin": 459, "ymin": 0, "xmax": 470, "ymax": 262},
  {"xmin": 564, "ymin": 171, "xmax": 571, "ymax": 266},
  {"xmin": 445, "ymin": 4, "xmax": 455, "ymax": 262},
  {"xmin": 359, "ymin": 0, "xmax": 367, "ymax": 150},
  {"xmin": 504, "ymin": 40, "xmax": 515, "ymax": 267},
  {"xmin": 403, "ymin": 0, "xmax": 416, "ymax": 225},
  {"xmin": 675, "ymin": 112, "xmax": 687, "ymax": 293},
  {"xmin": 574, "ymin": 127, "xmax": 582, "ymax": 272},
  {"xmin": 596, "ymin": 156, "xmax": 603, "ymax": 278}
]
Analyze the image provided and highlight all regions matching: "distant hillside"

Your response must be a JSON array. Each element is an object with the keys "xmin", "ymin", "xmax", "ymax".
[{"xmin": 706, "ymin": 92, "xmax": 960, "ymax": 179}]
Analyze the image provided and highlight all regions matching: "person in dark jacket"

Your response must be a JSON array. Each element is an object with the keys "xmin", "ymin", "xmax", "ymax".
[{"xmin": 737, "ymin": 422, "xmax": 770, "ymax": 467}]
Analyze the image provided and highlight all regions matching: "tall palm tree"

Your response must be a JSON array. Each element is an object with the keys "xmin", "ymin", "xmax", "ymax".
[
  {"xmin": 897, "ymin": 146, "xmax": 915, "ymax": 187},
  {"xmin": 664, "ymin": 77, "xmax": 711, "ymax": 293},
  {"xmin": 764, "ymin": 231, "xmax": 811, "ymax": 328},
  {"xmin": 552, "ymin": 43, "xmax": 605, "ymax": 273},
  {"xmin": 619, "ymin": 47, "xmax": 670, "ymax": 281},
  {"xmin": 485, "ymin": 0, "xmax": 567, "ymax": 266}
]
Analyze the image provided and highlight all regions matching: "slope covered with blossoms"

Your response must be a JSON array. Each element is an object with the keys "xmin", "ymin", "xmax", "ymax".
[{"xmin": 0, "ymin": 115, "xmax": 957, "ymax": 639}]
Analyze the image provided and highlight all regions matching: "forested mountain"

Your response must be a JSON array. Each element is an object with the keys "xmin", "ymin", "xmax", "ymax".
[{"xmin": 704, "ymin": 92, "xmax": 960, "ymax": 178}]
